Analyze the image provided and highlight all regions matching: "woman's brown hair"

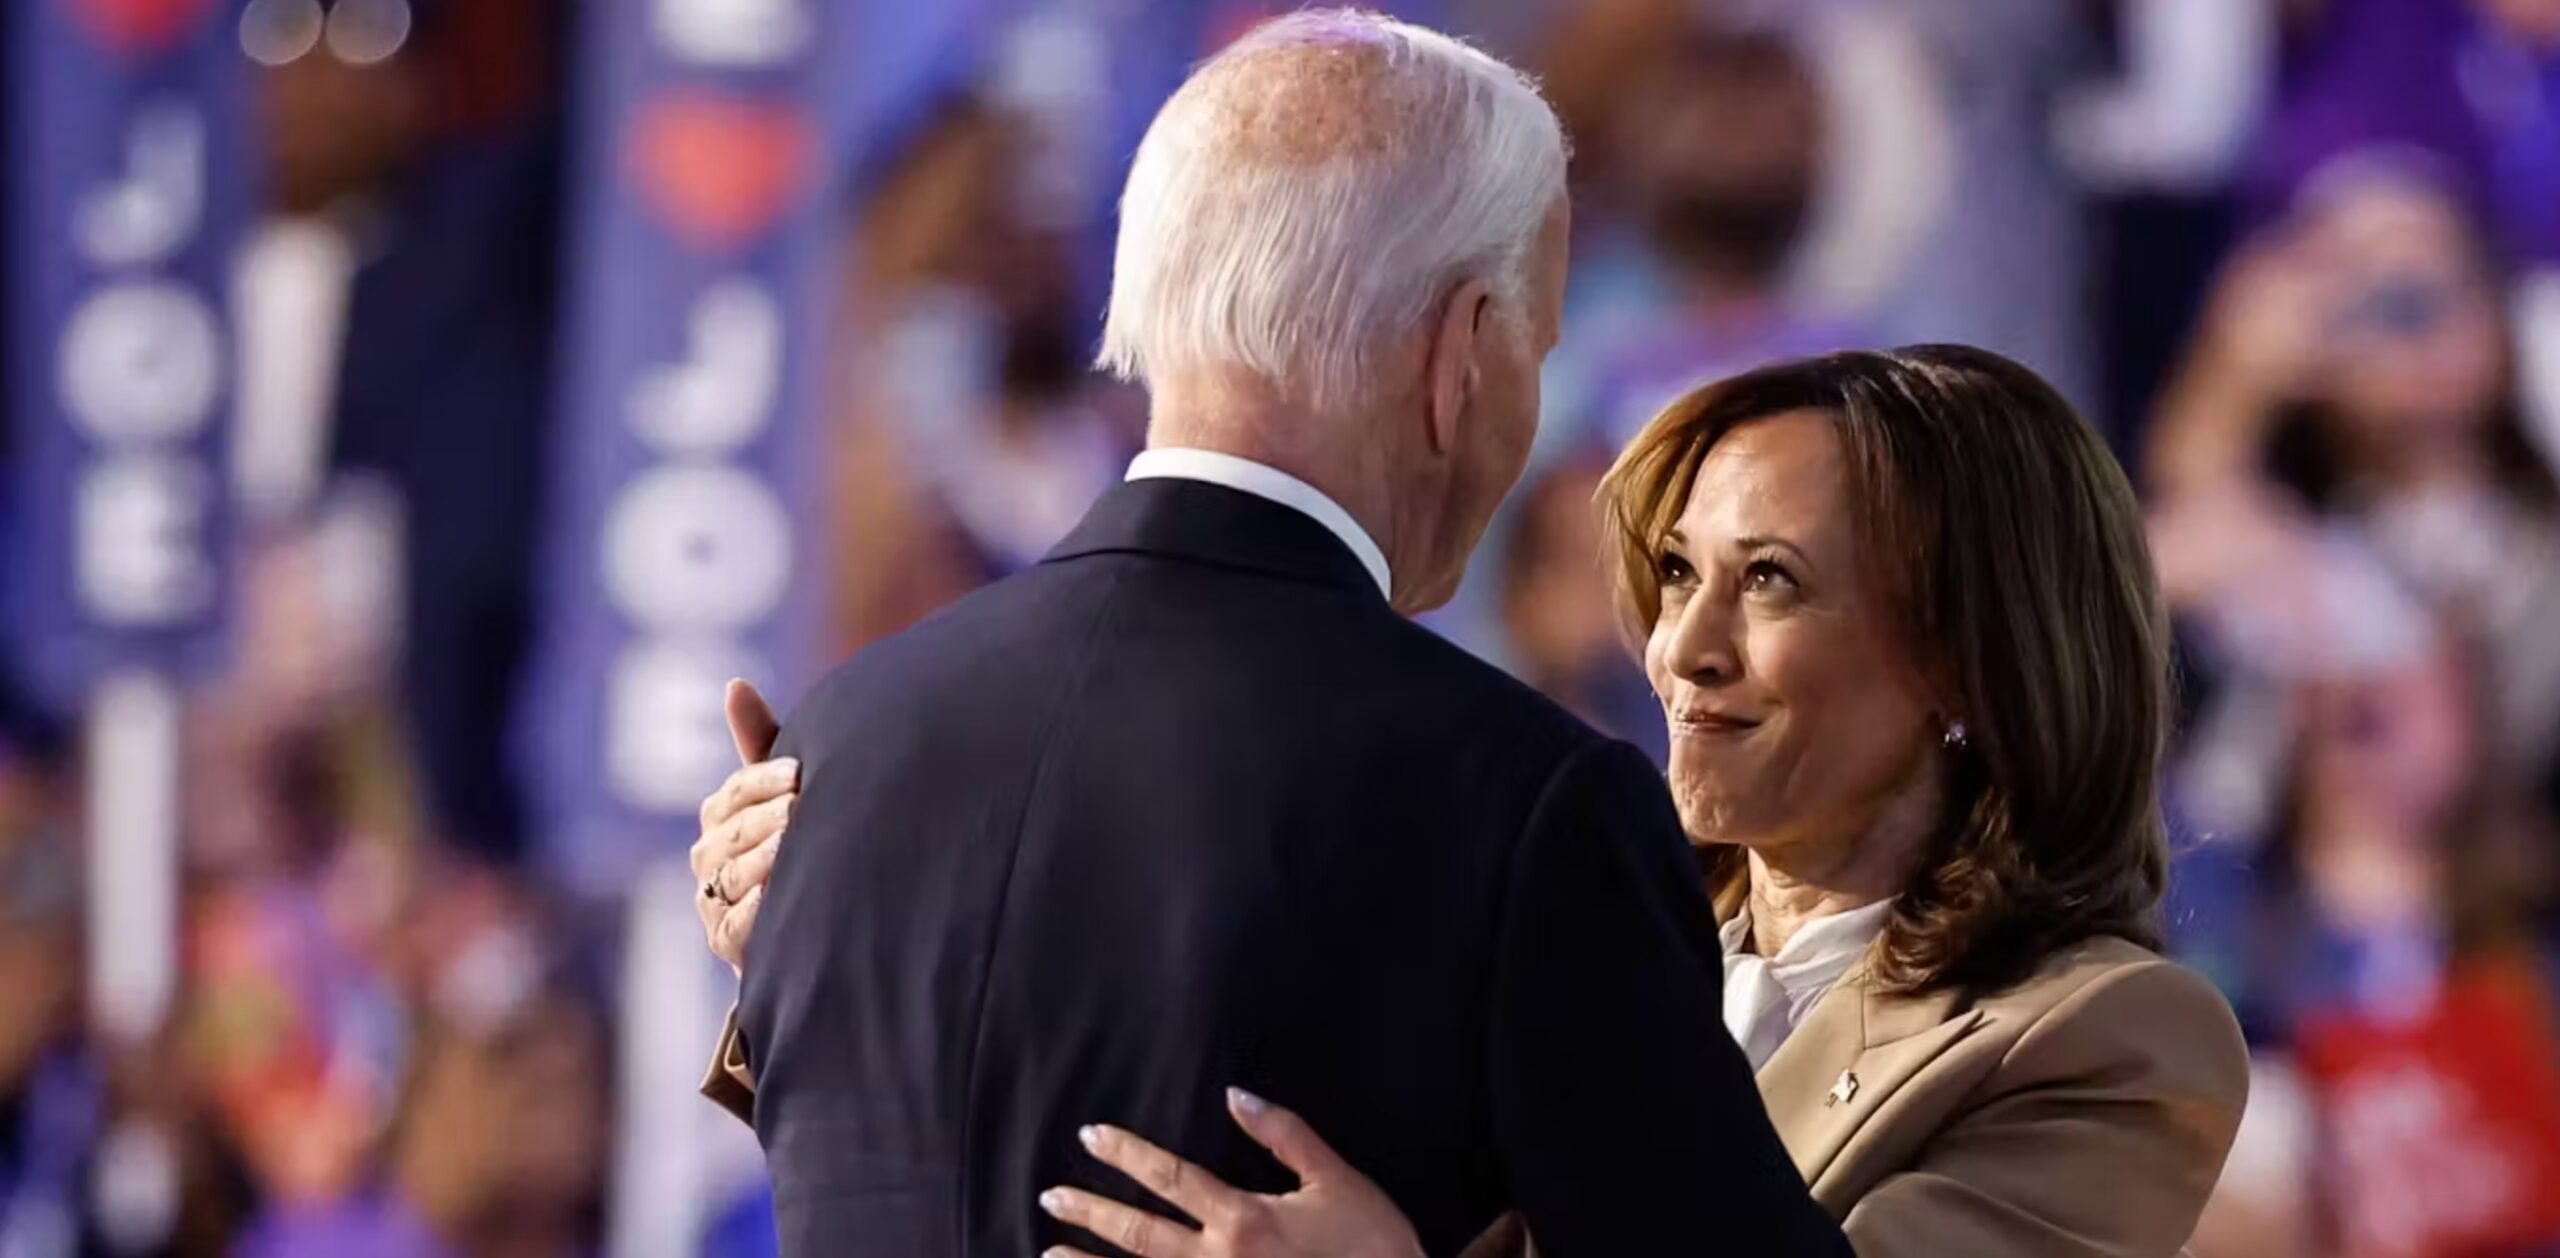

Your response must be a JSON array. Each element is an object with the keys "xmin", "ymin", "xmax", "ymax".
[{"xmin": 1600, "ymin": 346, "xmax": 2173, "ymax": 995}]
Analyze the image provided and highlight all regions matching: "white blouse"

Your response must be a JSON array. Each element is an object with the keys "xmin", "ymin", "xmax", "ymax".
[{"xmin": 1720, "ymin": 900, "xmax": 1896, "ymax": 1071}]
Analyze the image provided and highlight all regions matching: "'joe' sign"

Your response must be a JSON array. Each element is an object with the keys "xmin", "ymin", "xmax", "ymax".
[
  {"xmin": 524, "ymin": 0, "xmax": 840, "ymax": 898},
  {"xmin": 6, "ymin": 0, "xmax": 247, "ymax": 699}
]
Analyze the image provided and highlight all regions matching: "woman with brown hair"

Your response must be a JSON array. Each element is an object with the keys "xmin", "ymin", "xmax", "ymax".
[
  {"xmin": 695, "ymin": 346, "xmax": 2250, "ymax": 1257},
  {"xmin": 2175, "ymin": 596, "xmax": 2560, "ymax": 1256},
  {"xmin": 2146, "ymin": 161, "xmax": 2560, "ymax": 793}
]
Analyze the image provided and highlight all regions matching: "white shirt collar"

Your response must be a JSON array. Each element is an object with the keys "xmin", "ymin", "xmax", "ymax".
[
  {"xmin": 1719, "ymin": 898, "xmax": 1898, "ymax": 969},
  {"xmin": 1125, "ymin": 448, "xmax": 1393, "ymax": 599},
  {"xmin": 1719, "ymin": 899, "xmax": 1895, "ymax": 1070}
]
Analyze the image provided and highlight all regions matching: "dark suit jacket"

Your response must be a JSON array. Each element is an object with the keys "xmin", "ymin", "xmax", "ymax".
[{"xmin": 737, "ymin": 476, "xmax": 1846, "ymax": 1257}]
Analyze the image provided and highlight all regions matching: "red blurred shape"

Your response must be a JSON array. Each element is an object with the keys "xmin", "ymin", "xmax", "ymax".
[
  {"xmin": 2298, "ymin": 952, "xmax": 2560, "ymax": 1257},
  {"xmin": 626, "ymin": 91, "xmax": 815, "ymax": 253},
  {"xmin": 64, "ymin": 0, "xmax": 214, "ymax": 56}
]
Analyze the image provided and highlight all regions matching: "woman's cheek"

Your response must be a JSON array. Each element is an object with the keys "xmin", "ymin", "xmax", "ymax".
[{"xmin": 1642, "ymin": 626, "xmax": 1676, "ymax": 704}]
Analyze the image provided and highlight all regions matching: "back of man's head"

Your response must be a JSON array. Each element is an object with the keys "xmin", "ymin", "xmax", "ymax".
[{"xmin": 1098, "ymin": 10, "xmax": 1567, "ymax": 418}]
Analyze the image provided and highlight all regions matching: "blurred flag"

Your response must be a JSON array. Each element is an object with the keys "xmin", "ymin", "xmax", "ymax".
[
  {"xmin": 4, "ymin": 0, "xmax": 248, "ymax": 702},
  {"xmin": 521, "ymin": 0, "xmax": 848, "ymax": 900}
]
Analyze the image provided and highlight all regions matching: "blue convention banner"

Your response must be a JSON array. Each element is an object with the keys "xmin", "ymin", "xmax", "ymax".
[
  {"xmin": 526, "ymin": 0, "xmax": 843, "ymax": 898},
  {"xmin": 5, "ymin": 0, "xmax": 246, "ymax": 702},
  {"xmin": 833, "ymin": 0, "xmax": 1011, "ymax": 192}
]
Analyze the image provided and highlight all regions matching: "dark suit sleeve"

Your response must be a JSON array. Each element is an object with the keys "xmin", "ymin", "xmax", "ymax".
[{"xmin": 1486, "ymin": 739, "xmax": 1848, "ymax": 1258}]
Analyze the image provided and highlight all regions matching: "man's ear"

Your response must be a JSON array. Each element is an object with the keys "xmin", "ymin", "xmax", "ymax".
[{"xmin": 1426, "ymin": 279, "xmax": 1493, "ymax": 455}]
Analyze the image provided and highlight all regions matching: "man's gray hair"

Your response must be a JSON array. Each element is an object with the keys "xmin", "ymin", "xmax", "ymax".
[{"xmin": 1097, "ymin": 10, "xmax": 1568, "ymax": 415}]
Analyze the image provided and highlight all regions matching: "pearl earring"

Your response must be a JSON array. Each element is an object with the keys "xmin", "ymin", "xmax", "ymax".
[{"xmin": 1941, "ymin": 721, "xmax": 1968, "ymax": 750}]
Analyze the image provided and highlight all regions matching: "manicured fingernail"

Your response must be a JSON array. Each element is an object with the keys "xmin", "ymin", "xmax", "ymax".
[
  {"xmin": 1229, "ymin": 1087, "xmax": 1268, "ymax": 1116},
  {"xmin": 772, "ymin": 757, "xmax": 800, "ymax": 778},
  {"xmin": 1039, "ymin": 1188, "xmax": 1068, "ymax": 1215},
  {"xmin": 1078, "ymin": 1125, "xmax": 1102, "ymax": 1151}
]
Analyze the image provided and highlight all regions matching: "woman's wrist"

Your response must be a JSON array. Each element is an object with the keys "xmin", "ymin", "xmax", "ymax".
[{"xmin": 2148, "ymin": 353, "xmax": 2286, "ymax": 498}]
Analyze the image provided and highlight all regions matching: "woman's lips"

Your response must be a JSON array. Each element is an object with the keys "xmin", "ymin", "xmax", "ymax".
[{"xmin": 1669, "ymin": 712, "xmax": 1761, "ymax": 735}]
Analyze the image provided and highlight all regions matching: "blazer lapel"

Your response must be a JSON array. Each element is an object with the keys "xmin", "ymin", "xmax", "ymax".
[{"xmin": 1757, "ymin": 974, "xmax": 1983, "ymax": 1202}]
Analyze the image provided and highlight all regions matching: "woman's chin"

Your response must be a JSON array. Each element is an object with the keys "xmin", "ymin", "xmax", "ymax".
[{"xmin": 1669, "ymin": 793, "xmax": 1745, "ymax": 847}]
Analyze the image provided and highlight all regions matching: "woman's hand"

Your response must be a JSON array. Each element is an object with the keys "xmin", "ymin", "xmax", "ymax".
[
  {"xmin": 2148, "ymin": 238, "xmax": 2340, "ymax": 498},
  {"xmin": 1038, "ymin": 1088, "xmax": 1424, "ymax": 1258},
  {"xmin": 2192, "ymin": 239, "xmax": 2338, "ymax": 401},
  {"xmin": 688, "ymin": 680, "xmax": 798, "ymax": 976}
]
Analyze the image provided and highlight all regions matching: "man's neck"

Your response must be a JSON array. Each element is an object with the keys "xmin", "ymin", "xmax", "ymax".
[{"xmin": 1147, "ymin": 385, "xmax": 1409, "ymax": 596}]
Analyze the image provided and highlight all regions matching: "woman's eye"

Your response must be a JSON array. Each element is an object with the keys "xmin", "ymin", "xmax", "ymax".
[
  {"xmin": 1656, "ymin": 552, "xmax": 1697, "ymax": 584},
  {"xmin": 1744, "ymin": 559, "xmax": 1797, "ymax": 593}
]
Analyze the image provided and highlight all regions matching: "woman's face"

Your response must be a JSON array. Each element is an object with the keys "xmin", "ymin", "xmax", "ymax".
[
  {"xmin": 2472, "ymin": 0, "xmax": 2560, "ymax": 41},
  {"xmin": 1503, "ymin": 461, "xmax": 1621, "ymax": 681},
  {"xmin": 2298, "ymin": 640, "xmax": 2476, "ymax": 839},
  {"xmin": 1643, "ymin": 411, "xmax": 1943, "ymax": 849},
  {"xmin": 2306, "ymin": 184, "xmax": 2506, "ymax": 436}
]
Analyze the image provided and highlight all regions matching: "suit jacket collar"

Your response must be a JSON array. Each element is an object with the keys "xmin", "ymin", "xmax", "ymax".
[
  {"xmin": 1124, "ymin": 449, "xmax": 1393, "ymax": 597},
  {"xmin": 1756, "ymin": 971, "xmax": 1983, "ymax": 1203},
  {"xmin": 1045, "ymin": 477, "xmax": 1388, "ymax": 601}
]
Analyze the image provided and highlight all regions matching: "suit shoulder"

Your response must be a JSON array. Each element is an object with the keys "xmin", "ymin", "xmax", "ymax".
[
  {"xmin": 1366, "ymin": 612, "xmax": 1607, "ymax": 745},
  {"xmin": 1985, "ymin": 937, "xmax": 2225, "ymax": 1027},
  {"xmin": 1985, "ymin": 938, "xmax": 2248, "ymax": 1107},
  {"xmin": 786, "ymin": 567, "xmax": 1103, "ymax": 719}
]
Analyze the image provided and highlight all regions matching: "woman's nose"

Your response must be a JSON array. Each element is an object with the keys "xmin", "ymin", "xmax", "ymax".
[{"xmin": 1662, "ymin": 590, "xmax": 1741, "ymax": 685}]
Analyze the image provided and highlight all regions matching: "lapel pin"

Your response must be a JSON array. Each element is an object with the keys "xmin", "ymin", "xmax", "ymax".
[{"xmin": 1826, "ymin": 1070, "xmax": 1859, "ymax": 1108}]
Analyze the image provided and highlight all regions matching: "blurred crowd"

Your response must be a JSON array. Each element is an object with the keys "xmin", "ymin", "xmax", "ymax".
[{"xmin": 4, "ymin": 0, "xmax": 2560, "ymax": 1256}]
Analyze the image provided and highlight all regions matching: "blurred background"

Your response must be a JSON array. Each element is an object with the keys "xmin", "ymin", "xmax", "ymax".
[{"xmin": 2, "ymin": 0, "xmax": 2558, "ymax": 1255}]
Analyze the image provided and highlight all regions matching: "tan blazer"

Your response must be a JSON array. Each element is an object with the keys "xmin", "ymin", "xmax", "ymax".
[
  {"xmin": 708, "ymin": 935, "xmax": 2250, "ymax": 1257},
  {"xmin": 1463, "ymin": 936, "xmax": 2250, "ymax": 1258},
  {"xmin": 1756, "ymin": 936, "xmax": 2248, "ymax": 1257}
]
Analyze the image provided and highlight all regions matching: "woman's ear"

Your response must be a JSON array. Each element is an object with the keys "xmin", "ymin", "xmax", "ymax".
[
  {"xmin": 1937, "ymin": 715, "xmax": 1970, "ymax": 751},
  {"xmin": 1426, "ymin": 279, "xmax": 1493, "ymax": 454},
  {"xmin": 1925, "ymin": 670, "xmax": 1973, "ymax": 752}
]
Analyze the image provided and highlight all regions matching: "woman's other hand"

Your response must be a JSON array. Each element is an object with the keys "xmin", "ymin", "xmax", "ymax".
[
  {"xmin": 1038, "ymin": 1088, "xmax": 1424, "ymax": 1258},
  {"xmin": 688, "ymin": 680, "xmax": 796, "ymax": 976}
]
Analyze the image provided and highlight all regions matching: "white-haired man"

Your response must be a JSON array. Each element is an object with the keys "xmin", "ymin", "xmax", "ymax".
[{"xmin": 718, "ymin": 12, "xmax": 1848, "ymax": 1256}]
